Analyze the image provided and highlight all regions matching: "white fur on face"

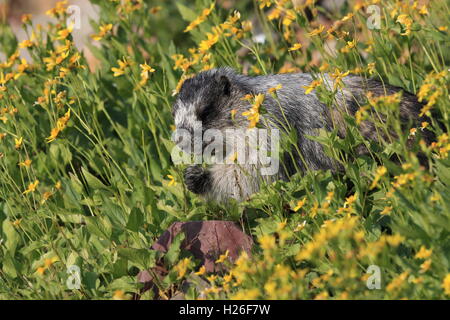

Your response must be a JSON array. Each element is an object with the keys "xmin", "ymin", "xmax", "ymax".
[
  {"xmin": 173, "ymin": 99, "xmax": 204, "ymax": 160},
  {"xmin": 174, "ymin": 100, "xmax": 198, "ymax": 130}
]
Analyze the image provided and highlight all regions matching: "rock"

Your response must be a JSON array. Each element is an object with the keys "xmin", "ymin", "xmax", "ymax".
[
  {"xmin": 137, "ymin": 220, "xmax": 254, "ymax": 299},
  {"xmin": 152, "ymin": 220, "xmax": 253, "ymax": 272}
]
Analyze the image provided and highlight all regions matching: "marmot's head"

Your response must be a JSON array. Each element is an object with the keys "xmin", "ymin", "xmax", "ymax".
[
  {"xmin": 173, "ymin": 68, "xmax": 239, "ymax": 131},
  {"xmin": 172, "ymin": 68, "xmax": 250, "ymax": 156}
]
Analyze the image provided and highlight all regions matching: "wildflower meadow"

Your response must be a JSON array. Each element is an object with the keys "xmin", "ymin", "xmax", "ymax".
[{"xmin": 0, "ymin": 0, "xmax": 449, "ymax": 300}]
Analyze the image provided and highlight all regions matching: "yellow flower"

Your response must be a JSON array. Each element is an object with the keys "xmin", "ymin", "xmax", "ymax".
[
  {"xmin": 443, "ymin": 274, "xmax": 450, "ymax": 296},
  {"xmin": 23, "ymin": 180, "xmax": 39, "ymax": 194},
  {"xmin": 215, "ymin": 250, "xmax": 230, "ymax": 263},
  {"xmin": 242, "ymin": 94, "xmax": 264, "ymax": 128},
  {"xmin": 386, "ymin": 234, "xmax": 404, "ymax": 247},
  {"xmin": 386, "ymin": 271, "xmax": 409, "ymax": 292},
  {"xmin": 293, "ymin": 197, "xmax": 307, "ymax": 212},
  {"xmin": 341, "ymin": 12, "xmax": 354, "ymax": 22},
  {"xmin": 19, "ymin": 40, "xmax": 34, "ymax": 49},
  {"xmin": 207, "ymin": 274, "xmax": 218, "ymax": 282},
  {"xmin": 396, "ymin": 14, "xmax": 413, "ymax": 36},
  {"xmin": 438, "ymin": 26, "xmax": 448, "ymax": 32},
  {"xmin": 194, "ymin": 266, "xmax": 206, "ymax": 276},
  {"xmin": 344, "ymin": 192, "xmax": 358, "ymax": 208},
  {"xmin": 57, "ymin": 25, "xmax": 74, "ymax": 40},
  {"xmin": 370, "ymin": 166, "xmax": 387, "ymax": 189},
  {"xmin": 276, "ymin": 219, "xmax": 287, "ymax": 232},
  {"xmin": 44, "ymin": 256, "xmax": 59, "ymax": 268},
  {"xmin": 288, "ymin": 43, "xmax": 302, "ymax": 51},
  {"xmin": 184, "ymin": 3, "xmax": 215, "ymax": 33},
  {"xmin": 150, "ymin": 6, "xmax": 162, "ymax": 14},
  {"xmin": 12, "ymin": 219, "xmax": 22, "ymax": 227},
  {"xmin": 18, "ymin": 58, "xmax": 30, "ymax": 74},
  {"xmin": 111, "ymin": 58, "xmax": 129, "ymax": 77},
  {"xmin": 330, "ymin": 68, "xmax": 350, "ymax": 89},
  {"xmin": 319, "ymin": 62, "xmax": 329, "ymax": 72},
  {"xmin": 380, "ymin": 206, "xmax": 393, "ymax": 215},
  {"xmin": 21, "ymin": 14, "xmax": 32, "ymax": 24},
  {"xmin": 415, "ymin": 246, "xmax": 432, "ymax": 259},
  {"xmin": 230, "ymin": 109, "xmax": 237, "ymax": 120},
  {"xmin": 111, "ymin": 67, "xmax": 125, "ymax": 77},
  {"xmin": 354, "ymin": 230, "xmax": 365, "ymax": 242},
  {"xmin": 19, "ymin": 159, "xmax": 32, "ymax": 167},
  {"xmin": 139, "ymin": 63, "xmax": 155, "ymax": 79},
  {"xmin": 228, "ymin": 152, "xmax": 238, "ymax": 163},
  {"xmin": 268, "ymin": 84, "xmax": 282, "ymax": 93},
  {"xmin": 419, "ymin": 259, "xmax": 432, "ymax": 273},
  {"xmin": 171, "ymin": 54, "xmax": 193, "ymax": 72},
  {"xmin": 418, "ymin": 5, "xmax": 428, "ymax": 15},
  {"xmin": 421, "ymin": 121, "xmax": 429, "ymax": 130},
  {"xmin": 167, "ymin": 174, "xmax": 177, "ymax": 186},
  {"xmin": 267, "ymin": 7, "xmax": 281, "ymax": 20},
  {"xmin": 302, "ymin": 79, "xmax": 322, "ymax": 94},
  {"xmin": 259, "ymin": 0, "xmax": 272, "ymax": 9},
  {"xmin": 282, "ymin": 9, "xmax": 296, "ymax": 26},
  {"xmin": 46, "ymin": 128, "xmax": 61, "ymax": 143},
  {"xmin": 37, "ymin": 267, "xmax": 46, "ymax": 275},
  {"xmin": 55, "ymin": 181, "xmax": 62, "ymax": 190},
  {"xmin": 175, "ymin": 258, "xmax": 191, "ymax": 279},
  {"xmin": 199, "ymin": 30, "xmax": 219, "ymax": 53},
  {"xmin": 172, "ymin": 74, "xmax": 193, "ymax": 95},
  {"xmin": 258, "ymin": 234, "xmax": 276, "ymax": 251},
  {"xmin": 41, "ymin": 191, "xmax": 53, "ymax": 204},
  {"xmin": 341, "ymin": 39, "xmax": 356, "ymax": 53},
  {"xmin": 308, "ymin": 25, "xmax": 325, "ymax": 37},
  {"xmin": 112, "ymin": 290, "xmax": 127, "ymax": 300},
  {"xmin": 314, "ymin": 291, "xmax": 329, "ymax": 300},
  {"xmin": 91, "ymin": 24, "xmax": 113, "ymax": 41},
  {"xmin": 223, "ymin": 272, "xmax": 233, "ymax": 283},
  {"xmin": 46, "ymin": 0, "xmax": 68, "ymax": 17},
  {"xmin": 15, "ymin": 137, "xmax": 23, "ymax": 149}
]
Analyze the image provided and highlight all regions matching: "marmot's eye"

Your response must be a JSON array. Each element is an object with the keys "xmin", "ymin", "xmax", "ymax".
[{"xmin": 197, "ymin": 103, "xmax": 214, "ymax": 122}]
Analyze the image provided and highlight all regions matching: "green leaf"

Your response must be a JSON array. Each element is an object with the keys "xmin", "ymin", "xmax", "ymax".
[
  {"xmin": 2, "ymin": 220, "xmax": 19, "ymax": 256},
  {"xmin": 118, "ymin": 248, "xmax": 157, "ymax": 270},
  {"xmin": 2, "ymin": 252, "xmax": 18, "ymax": 278},
  {"xmin": 164, "ymin": 232, "xmax": 185, "ymax": 266},
  {"xmin": 176, "ymin": 3, "xmax": 198, "ymax": 22},
  {"xmin": 85, "ymin": 216, "xmax": 112, "ymax": 240},
  {"xmin": 82, "ymin": 167, "xmax": 108, "ymax": 190},
  {"xmin": 126, "ymin": 208, "xmax": 144, "ymax": 232}
]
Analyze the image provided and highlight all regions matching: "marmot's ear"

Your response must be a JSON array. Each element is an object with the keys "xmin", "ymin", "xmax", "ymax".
[{"xmin": 218, "ymin": 75, "xmax": 231, "ymax": 96}]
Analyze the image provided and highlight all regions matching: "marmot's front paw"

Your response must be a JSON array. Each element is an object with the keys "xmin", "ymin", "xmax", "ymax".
[{"xmin": 184, "ymin": 165, "xmax": 211, "ymax": 195}]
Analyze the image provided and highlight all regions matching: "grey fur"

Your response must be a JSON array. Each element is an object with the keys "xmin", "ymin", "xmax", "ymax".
[{"xmin": 172, "ymin": 67, "xmax": 431, "ymax": 203}]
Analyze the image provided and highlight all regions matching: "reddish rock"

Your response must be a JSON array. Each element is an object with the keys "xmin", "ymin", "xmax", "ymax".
[
  {"xmin": 137, "ymin": 220, "xmax": 254, "ymax": 299},
  {"xmin": 152, "ymin": 220, "xmax": 253, "ymax": 272}
]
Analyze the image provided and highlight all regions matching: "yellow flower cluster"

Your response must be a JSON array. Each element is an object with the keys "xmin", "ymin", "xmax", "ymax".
[
  {"xmin": 184, "ymin": 3, "xmax": 215, "ymax": 32},
  {"xmin": 46, "ymin": 109, "xmax": 71, "ymax": 143},
  {"xmin": 91, "ymin": 24, "xmax": 113, "ymax": 41},
  {"xmin": 242, "ymin": 93, "xmax": 265, "ymax": 128},
  {"xmin": 36, "ymin": 256, "xmax": 59, "ymax": 275},
  {"xmin": 174, "ymin": 258, "xmax": 192, "ymax": 279},
  {"xmin": 417, "ymin": 70, "xmax": 447, "ymax": 117},
  {"xmin": 111, "ymin": 57, "xmax": 131, "ymax": 77}
]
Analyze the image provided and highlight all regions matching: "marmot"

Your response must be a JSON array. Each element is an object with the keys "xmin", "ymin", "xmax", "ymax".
[{"xmin": 172, "ymin": 67, "xmax": 432, "ymax": 203}]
